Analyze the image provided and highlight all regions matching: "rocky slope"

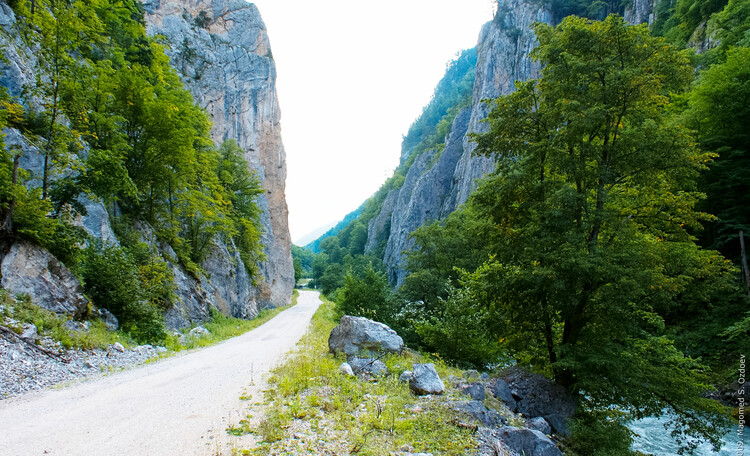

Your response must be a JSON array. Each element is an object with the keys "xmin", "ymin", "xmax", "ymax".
[{"xmin": 366, "ymin": 0, "xmax": 553, "ymax": 286}]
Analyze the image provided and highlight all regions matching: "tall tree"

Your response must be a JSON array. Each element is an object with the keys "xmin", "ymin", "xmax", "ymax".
[{"xmin": 469, "ymin": 15, "xmax": 732, "ymax": 451}]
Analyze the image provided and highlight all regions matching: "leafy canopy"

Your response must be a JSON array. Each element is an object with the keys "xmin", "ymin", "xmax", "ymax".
[{"xmin": 465, "ymin": 15, "xmax": 730, "ymax": 451}]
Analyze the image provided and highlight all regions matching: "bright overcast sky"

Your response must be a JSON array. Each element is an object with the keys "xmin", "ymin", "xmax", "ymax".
[{"xmin": 250, "ymin": 1, "xmax": 496, "ymax": 243}]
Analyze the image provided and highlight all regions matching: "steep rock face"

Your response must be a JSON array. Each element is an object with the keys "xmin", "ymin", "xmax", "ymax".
[
  {"xmin": 0, "ymin": 241, "xmax": 89, "ymax": 318},
  {"xmin": 143, "ymin": 0, "xmax": 294, "ymax": 309},
  {"xmin": 624, "ymin": 0, "xmax": 656, "ymax": 25},
  {"xmin": 0, "ymin": 1, "xmax": 291, "ymax": 329},
  {"xmin": 368, "ymin": 0, "xmax": 552, "ymax": 285}
]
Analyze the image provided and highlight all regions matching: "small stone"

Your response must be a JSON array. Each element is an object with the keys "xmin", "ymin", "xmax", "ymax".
[
  {"xmin": 409, "ymin": 364, "xmax": 444, "ymax": 396},
  {"xmin": 527, "ymin": 416, "xmax": 552, "ymax": 435},
  {"xmin": 111, "ymin": 342, "xmax": 125, "ymax": 353},
  {"xmin": 19, "ymin": 323, "xmax": 37, "ymax": 341},
  {"xmin": 349, "ymin": 357, "xmax": 387, "ymax": 376},
  {"xmin": 338, "ymin": 362, "xmax": 354, "ymax": 377},
  {"xmin": 463, "ymin": 369, "xmax": 480, "ymax": 382},
  {"xmin": 155, "ymin": 346, "xmax": 168, "ymax": 354},
  {"xmin": 83, "ymin": 360, "xmax": 95, "ymax": 369},
  {"xmin": 189, "ymin": 326, "xmax": 211, "ymax": 338},
  {"xmin": 460, "ymin": 382, "xmax": 486, "ymax": 401}
]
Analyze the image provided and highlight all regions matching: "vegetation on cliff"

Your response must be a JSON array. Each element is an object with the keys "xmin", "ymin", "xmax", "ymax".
[{"xmin": 0, "ymin": 0, "xmax": 264, "ymax": 342}]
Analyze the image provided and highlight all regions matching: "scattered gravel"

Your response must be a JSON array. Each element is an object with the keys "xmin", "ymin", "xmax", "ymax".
[{"xmin": 0, "ymin": 333, "xmax": 165, "ymax": 399}]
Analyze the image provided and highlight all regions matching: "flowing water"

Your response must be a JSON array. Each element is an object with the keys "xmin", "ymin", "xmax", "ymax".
[{"xmin": 631, "ymin": 416, "xmax": 746, "ymax": 456}]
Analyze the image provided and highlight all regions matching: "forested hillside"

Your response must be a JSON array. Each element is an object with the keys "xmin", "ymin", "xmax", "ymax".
[
  {"xmin": 297, "ymin": 0, "xmax": 750, "ymax": 453},
  {"xmin": 0, "ymin": 0, "xmax": 270, "ymax": 342}
]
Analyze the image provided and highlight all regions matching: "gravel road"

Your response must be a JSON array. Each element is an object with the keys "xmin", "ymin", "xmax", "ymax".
[{"xmin": 0, "ymin": 290, "xmax": 322, "ymax": 456}]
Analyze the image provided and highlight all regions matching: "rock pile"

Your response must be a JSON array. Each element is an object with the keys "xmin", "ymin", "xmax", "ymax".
[
  {"xmin": 327, "ymin": 316, "xmax": 573, "ymax": 455},
  {"xmin": 0, "ymin": 331, "xmax": 165, "ymax": 399}
]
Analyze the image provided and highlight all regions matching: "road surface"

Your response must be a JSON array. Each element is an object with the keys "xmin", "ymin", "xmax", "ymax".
[{"xmin": 0, "ymin": 290, "xmax": 322, "ymax": 456}]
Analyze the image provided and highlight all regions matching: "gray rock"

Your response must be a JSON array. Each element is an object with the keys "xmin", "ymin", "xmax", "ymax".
[
  {"xmin": 338, "ymin": 362, "xmax": 355, "ymax": 377},
  {"xmin": 527, "ymin": 416, "xmax": 552, "ymax": 435},
  {"xmin": 409, "ymin": 363, "xmax": 444, "ymax": 396},
  {"xmin": 189, "ymin": 326, "xmax": 211, "ymax": 338},
  {"xmin": 328, "ymin": 315, "xmax": 404, "ymax": 357},
  {"xmin": 460, "ymin": 382, "xmax": 486, "ymax": 401},
  {"xmin": 95, "ymin": 307, "xmax": 119, "ymax": 331},
  {"xmin": 1, "ymin": 241, "xmax": 89, "ymax": 318},
  {"xmin": 64, "ymin": 320, "xmax": 88, "ymax": 332},
  {"xmin": 349, "ymin": 357, "xmax": 388, "ymax": 377},
  {"xmin": 451, "ymin": 400, "xmax": 506, "ymax": 427},
  {"xmin": 480, "ymin": 372, "xmax": 490, "ymax": 380},
  {"xmin": 111, "ymin": 343, "xmax": 125, "ymax": 353},
  {"xmin": 399, "ymin": 370, "xmax": 414, "ymax": 383},
  {"xmin": 495, "ymin": 426, "xmax": 562, "ymax": 456},
  {"xmin": 494, "ymin": 379, "xmax": 517, "ymax": 410},
  {"xmin": 19, "ymin": 323, "xmax": 37, "ymax": 341},
  {"xmin": 463, "ymin": 369, "xmax": 480, "ymax": 382},
  {"xmin": 155, "ymin": 346, "xmax": 168, "ymax": 354},
  {"xmin": 502, "ymin": 368, "xmax": 576, "ymax": 435}
]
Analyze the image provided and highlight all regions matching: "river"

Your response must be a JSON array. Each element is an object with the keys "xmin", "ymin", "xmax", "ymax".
[{"xmin": 631, "ymin": 416, "xmax": 746, "ymax": 456}]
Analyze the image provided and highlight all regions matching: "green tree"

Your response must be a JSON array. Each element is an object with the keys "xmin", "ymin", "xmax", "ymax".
[
  {"xmin": 469, "ymin": 15, "xmax": 731, "ymax": 451},
  {"xmin": 337, "ymin": 265, "xmax": 394, "ymax": 324}
]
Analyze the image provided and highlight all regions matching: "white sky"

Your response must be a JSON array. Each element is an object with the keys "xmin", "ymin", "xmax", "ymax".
[{"xmin": 250, "ymin": 1, "xmax": 495, "ymax": 243}]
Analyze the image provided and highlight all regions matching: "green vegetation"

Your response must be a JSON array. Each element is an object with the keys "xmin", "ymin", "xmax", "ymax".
[
  {"xmin": 0, "ymin": 290, "xmax": 128, "ymax": 350},
  {"xmin": 304, "ymin": 9, "xmax": 750, "ymax": 453},
  {"xmin": 0, "ymin": 0, "xmax": 265, "ymax": 343},
  {"xmin": 244, "ymin": 294, "xmax": 476, "ymax": 456},
  {"xmin": 164, "ymin": 290, "xmax": 297, "ymax": 351}
]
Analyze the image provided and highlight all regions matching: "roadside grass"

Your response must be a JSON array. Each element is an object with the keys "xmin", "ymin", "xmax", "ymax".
[
  {"xmin": 1, "ymin": 289, "xmax": 299, "ymax": 353},
  {"xmin": 242, "ymin": 294, "xmax": 477, "ymax": 456},
  {"xmin": 164, "ymin": 289, "xmax": 299, "ymax": 351},
  {"xmin": 0, "ymin": 290, "xmax": 128, "ymax": 350}
]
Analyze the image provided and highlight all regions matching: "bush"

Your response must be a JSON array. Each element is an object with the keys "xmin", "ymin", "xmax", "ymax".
[
  {"xmin": 336, "ymin": 265, "xmax": 394, "ymax": 325},
  {"xmin": 81, "ymin": 243, "xmax": 167, "ymax": 343}
]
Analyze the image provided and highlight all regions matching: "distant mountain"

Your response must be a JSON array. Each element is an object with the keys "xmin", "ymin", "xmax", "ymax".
[
  {"xmin": 294, "ymin": 222, "xmax": 338, "ymax": 247},
  {"xmin": 305, "ymin": 205, "xmax": 364, "ymax": 253}
]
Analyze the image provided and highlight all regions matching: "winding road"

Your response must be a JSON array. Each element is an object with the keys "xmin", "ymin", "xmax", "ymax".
[{"xmin": 0, "ymin": 290, "xmax": 322, "ymax": 456}]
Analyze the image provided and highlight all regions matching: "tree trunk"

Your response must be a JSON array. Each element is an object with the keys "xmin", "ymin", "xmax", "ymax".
[{"xmin": 740, "ymin": 230, "xmax": 750, "ymax": 296}]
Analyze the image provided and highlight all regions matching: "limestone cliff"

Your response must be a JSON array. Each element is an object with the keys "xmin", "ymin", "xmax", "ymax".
[
  {"xmin": 0, "ymin": 0, "xmax": 293, "ymax": 328},
  {"xmin": 366, "ymin": 0, "xmax": 553, "ymax": 286},
  {"xmin": 143, "ymin": 0, "xmax": 294, "ymax": 310}
]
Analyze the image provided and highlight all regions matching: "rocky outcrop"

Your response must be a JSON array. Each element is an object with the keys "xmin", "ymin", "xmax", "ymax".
[
  {"xmin": 624, "ymin": 0, "xmax": 655, "ymax": 26},
  {"xmin": 365, "ymin": 0, "xmax": 553, "ymax": 285},
  {"xmin": 328, "ymin": 315, "xmax": 404, "ymax": 357},
  {"xmin": 0, "ymin": 241, "xmax": 89, "ymax": 317},
  {"xmin": 143, "ymin": 0, "xmax": 294, "ymax": 309}
]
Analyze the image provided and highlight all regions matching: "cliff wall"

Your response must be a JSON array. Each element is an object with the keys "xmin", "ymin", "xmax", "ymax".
[{"xmin": 144, "ymin": 0, "xmax": 294, "ymax": 310}]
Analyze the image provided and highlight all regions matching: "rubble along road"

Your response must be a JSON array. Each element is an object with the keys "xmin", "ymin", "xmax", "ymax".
[{"xmin": 0, "ymin": 290, "xmax": 322, "ymax": 456}]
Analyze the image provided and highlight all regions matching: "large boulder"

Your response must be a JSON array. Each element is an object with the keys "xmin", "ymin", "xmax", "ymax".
[
  {"xmin": 495, "ymin": 426, "xmax": 562, "ymax": 456},
  {"xmin": 502, "ymin": 368, "xmax": 576, "ymax": 435},
  {"xmin": 409, "ymin": 363, "xmax": 445, "ymax": 396},
  {"xmin": 328, "ymin": 315, "xmax": 404, "ymax": 357},
  {"xmin": 1, "ymin": 241, "xmax": 89, "ymax": 317}
]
